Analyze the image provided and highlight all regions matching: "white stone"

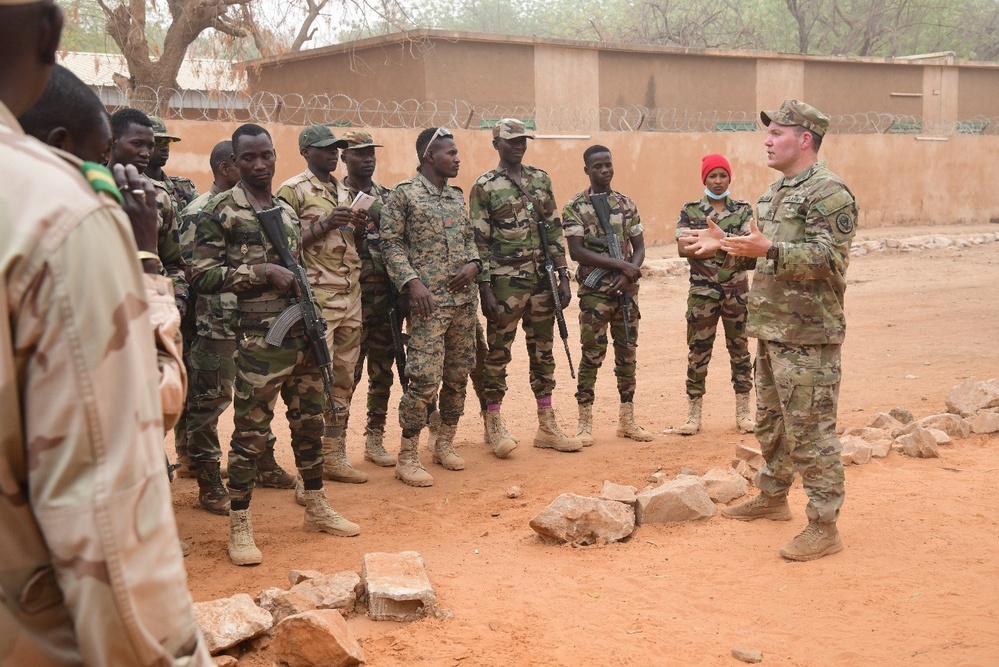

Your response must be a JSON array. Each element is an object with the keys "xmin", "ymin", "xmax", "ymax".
[
  {"xmin": 600, "ymin": 481, "xmax": 638, "ymax": 505},
  {"xmin": 926, "ymin": 428, "xmax": 953, "ymax": 445},
  {"xmin": 946, "ymin": 378, "xmax": 999, "ymax": 416},
  {"xmin": 889, "ymin": 406, "xmax": 914, "ymax": 424},
  {"xmin": 257, "ymin": 587, "xmax": 317, "ymax": 624},
  {"xmin": 970, "ymin": 410, "xmax": 999, "ymax": 434},
  {"xmin": 897, "ymin": 428, "xmax": 940, "ymax": 459},
  {"xmin": 194, "ymin": 593, "xmax": 273, "ymax": 654},
  {"xmin": 529, "ymin": 492, "xmax": 635, "ymax": 545},
  {"xmin": 734, "ymin": 444, "xmax": 765, "ymax": 471},
  {"xmin": 910, "ymin": 413, "xmax": 971, "ymax": 439},
  {"xmin": 870, "ymin": 439, "xmax": 893, "ymax": 458},
  {"xmin": 868, "ymin": 412, "xmax": 904, "ymax": 431},
  {"xmin": 505, "ymin": 485, "xmax": 522, "ymax": 499},
  {"xmin": 840, "ymin": 436, "xmax": 872, "ymax": 464},
  {"xmin": 647, "ymin": 470, "xmax": 667, "ymax": 485},
  {"xmin": 288, "ymin": 569, "xmax": 324, "ymax": 586},
  {"xmin": 290, "ymin": 571, "xmax": 362, "ymax": 613},
  {"xmin": 732, "ymin": 646, "xmax": 764, "ymax": 663},
  {"xmin": 635, "ymin": 477, "xmax": 716, "ymax": 524},
  {"xmin": 731, "ymin": 459, "xmax": 755, "ymax": 481},
  {"xmin": 700, "ymin": 467, "xmax": 750, "ymax": 503},
  {"xmin": 273, "ymin": 610, "xmax": 365, "ymax": 667},
  {"xmin": 362, "ymin": 551, "xmax": 435, "ymax": 622},
  {"xmin": 843, "ymin": 426, "xmax": 894, "ymax": 441}
]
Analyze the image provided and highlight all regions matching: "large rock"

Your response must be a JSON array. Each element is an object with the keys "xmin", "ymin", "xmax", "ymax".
[
  {"xmin": 273, "ymin": 610, "xmax": 365, "ymax": 667},
  {"xmin": 946, "ymin": 378, "xmax": 999, "ymax": 416},
  {"xmin": 867, "ymin": 412, "xmax": 904, "ymax": 432},
  {"xmin": 842, "ymin": 426, "xmax": 893, "ymax": 442},
  {"xmin": 600, "ymin": 481, "xmax": 638, "ymax": 506},
  {"xmin": 897, "ymin": 428, "xmax": 940, "ymax": 459},
  {"xmin": 900, "ymin": 413, "xmax": 971, "ymax": 439},
  {"xmin": 635, "ymin": 477, "xmax": 716, "ymax": 524},
  {"xmin": 290, "ymin": 571, "xmax": 362, "ymax": 613},
  {"xmin": 529, "ymin": 492, "xmax": 635, "ymax": 545},
  {"xmin": 700, "ymin": 467, "xmax": 749, "ymax": 503},
  {"xmin": 734, "ymin": 444, "xmax": 765, "ymax": 472},
  {"xmin": 362, "ymin": 551, "xmax": 435, "ymax": 622},
  {"xmin": 257, "ymin": 588, "xmax": 317, "ymax": 624},
  {"xmin": 289, "ymin": 569, "xmax": 325, "ymax": 586},
  {"xmin": 926, "ymin": 428, "xmax": 953, "ymax": 445},
  {"xmin": 731, "ymin": 459, "xmax": 755, "ymax": 482},
  {"xmin": 194, "ymin": 593, "xmax": 274, "ymax": 654},
  {"xmin": 840, "ymin": 436, "xmax": 872, "ymax": 465},
  {"xmin": 969, "ymin": 410, "xmax": 999, "ymax": 434},
  {"xmin": 889, "ymin": 407, "xmax": 914, "ymax": 424},
  {"xmin": 870, "ymin": 439, "xmax": 893, "ymax": 458}
]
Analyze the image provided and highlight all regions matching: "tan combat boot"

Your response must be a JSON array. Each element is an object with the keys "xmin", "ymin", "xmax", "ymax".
[
  {"xmin": 480, "ymin": 410, "xmax": 489, "ymax": 444},
  {"xmin": 363, "ymin": 428, "xmax": 396, "ymax": 467},
  {"xmin": 196, "ymin": 462, "xmax": 230, "ymax": 515},
  {"xmin": 174, "ymin": 452, "xmax": 196, "ymax": 478},
  {"xmin": 617, "ymin": 402, "xmax": 654, "ymax": 441},
  {"xmin": 484, "ymin": 410, "xmax": 517, "ymax": 459},
  {"xmin": 425, "ymin": 409, "xmax": 441, "ymax": 453},
  {"xmin": 576, "ymin": 403, "xmax": 594, "ymax": 447},
  {"xmin": 779, "ymin": 520, "xmax": 843, "ymax": 561},
  {"xmin": 395, "ymin": 434, "xmax": 434, "ymax": 487},
  {"xmin": 735, "ymin": 393, "xmax": 755, "ymax": 433},
  {"xmin": 322, "ymin": 433, "xmax": 368, "ymax": 484},
  {"xmin": 534, "ymin": 407, "xmax": 583, "ymax": 452},
  {"xmin": 302, "ymin": 488, "xmax": 360, "ymax": 536},
  {"xmin": 293, "ymin": 475, "xmax": 306, "ymax": 507},
  {"xmin": 256, "ymin": 448, "xmax": 296, "ymax": 488},
  {"xmin": 676, "ymin": 397, "xmax": 702, "ymax": 436},
  {"xmin": 721, "ymin": 493, "xmax": 793, "ymax": 521},
  {"xmin": 431, "ymin": 422, "xmax": 465, "ymax": 471},
  {"xmin": 228, "ymin": 508, "xmax": 263, "ymax": 566}
]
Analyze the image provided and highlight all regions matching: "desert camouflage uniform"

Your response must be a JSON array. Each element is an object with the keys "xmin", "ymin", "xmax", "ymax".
[
  {"xmin": 162, "ymin": 173, "xmax": 199, "ymax": 210},
  {"xmin": 563, "ymin": 189, "xmax": 644, "ymax": 405},
  {"xmin": 277, "ymin": 171, "xmax": 361, "ymax": 429},
  {"xmin": 470, "ymin": 165, "xmax": 568, "ymax": 402},
  {"xmin": 748, "ymin": 161, "xmax": 857, "ymax": 523},
  {"xmin": 0, "ymin": 102, "xmax": 210, "ymax": 665},
  {"xmin": 346, "ymin": 178, "xmax": 400, "ymax": 431},
  {"xmin": 178, "ymin": 185, "xmax": 240, "ymax": 468},
  {"xmin": 191, "ymin": 183, "xmax": 325, "ymax": 504},
  {"xmin": 381, "ymin": 173, "xmax": 480, "ymax": 432},
  {"xmin": 675, "ymin": 196, "xmax": 754, "ymax": 399}
]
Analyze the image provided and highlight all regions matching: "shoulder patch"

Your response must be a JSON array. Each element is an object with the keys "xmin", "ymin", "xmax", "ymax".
[
  {"xmin": 835, "ymin": 212, "xmax": 854, "ymax": 235},
  {"xmin": 758, "ymin": 194, "xmax": 774, "ymax": 203},
  {"xmin": 815, "ymin": 189, "xmax": 855, "ymax": 216},
  {"xmin": 80, "ymin": 161, "xmax": 123, "ymax": 205}
]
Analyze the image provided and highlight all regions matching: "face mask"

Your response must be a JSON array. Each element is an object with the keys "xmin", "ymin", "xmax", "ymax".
[{"xmin": 705, "ymin": 187, "xmax": 730, "ymax": 201}]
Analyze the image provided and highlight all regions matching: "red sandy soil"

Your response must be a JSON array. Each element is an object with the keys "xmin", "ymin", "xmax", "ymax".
[{"xmin": 170, "ymin": 224, "xmax": 999, "ymax": 667}]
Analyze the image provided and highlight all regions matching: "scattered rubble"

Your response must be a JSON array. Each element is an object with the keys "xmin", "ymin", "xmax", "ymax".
[
  {"xmin": 897, "ymin": 428, "xmax": 940, "ymax": 458},
  {"xmin": 699, "ymin": 467, "xmax": 749, "ymax": 503},
  {"xmin": 362, "ymin": 551, "xmax": 436, "ymax": 622},
  {"xmin": 600, "ymin": 480, "xmax": 638, "ymax": 506},
  {"xmin": 193, "ymin": 593, "xmax": 274, "ymax": 654},
  {"xmin": 289, "ymin": 571, "xmax": 362, "ymax": 612},
  {"xmin": 530, "ymin": 492, "xmax": 635, "ymax": 545},
  {"xmin": 945, "ymin": 378, "xmax": 999, "ymax": 416},
  {"xmin": 970, "ymin": 410, "xmax": 999, "ymax": 434},
  {"xmin": 635, "ymin": 476, "xmax": 716, "ymax": 524},
  {"xmin": 273, "ymin": 610, "xmax": 365, "ymax": 667}
]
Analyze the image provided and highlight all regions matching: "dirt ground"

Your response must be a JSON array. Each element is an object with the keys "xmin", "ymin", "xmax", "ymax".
[{"xmin": 171, "ymin": 224, "xmax": 999, "ymax": 667}]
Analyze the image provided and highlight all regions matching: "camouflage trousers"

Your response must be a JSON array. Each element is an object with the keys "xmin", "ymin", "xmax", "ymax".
[
  {"xmin": 685, "ymin": 291, "xmax": 753, "ymax": 399},
  {"xmin": 469, "ymin": 319, "xmax": 487, "ymax": 411},
  {"xmin": 322, "ymin": 292, "xmax": 362, "ymax": 426},
  {"xmin": 575, "ymin": 292, "xmax": 640, "ymax": 406},
  {"xmin": 228, "ymin": 330, "xmax": 325, "ymax": 503},
  {"xmin": 399, "ymin": 300, "xmax": 477, "ymax": 433},
  {"xmin": 753, "ymin": 339, "xmax": 845, "ymax": 523},
  {"xmin": 183, "ymin": 335, "xmax": 236, "ymax": 466},
  {"xmin": 352, "ymin": 279, "xmax": 400, "ymax": 432},
  {"xmin": 482, "ymin": 275, "xmax": 557, "ymax": 404}
]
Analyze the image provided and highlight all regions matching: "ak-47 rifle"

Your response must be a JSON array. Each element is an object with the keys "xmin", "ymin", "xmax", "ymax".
[
  {"xmin": 533, "ymin": 204, "xmax": 576, "ymax": 379},
  {"xmin": 386, "ymin": 282, "xmax": 408, "ymax": 390},
  {"xmin": 256, "ymin": 207, "xmax": 338, "ymax": 428},
  {"xmin": 588, "ymin": 192, "xmax": 632, "ymax": 343}
]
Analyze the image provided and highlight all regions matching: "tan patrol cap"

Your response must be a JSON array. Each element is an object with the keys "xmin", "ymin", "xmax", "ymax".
[
  {"xmin": 492, "ymin": 118, "xmax": 534, "ymax": 140},
  {"xmin": 149, "ymin": 116, "xmax": 181, "ymax": 142},
  {"xmin": 760, "ymin": 99, "xmax": 829, "ymax": 137},
  {"xmin": 341, "ymin": 130, "xmax": 382, "ymax": 150}
]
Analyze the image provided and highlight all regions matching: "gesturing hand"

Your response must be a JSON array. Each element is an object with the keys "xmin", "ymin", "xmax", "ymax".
[{"xmin": 720, "ymin": 218, "xmax": 770, "ymax": 258}]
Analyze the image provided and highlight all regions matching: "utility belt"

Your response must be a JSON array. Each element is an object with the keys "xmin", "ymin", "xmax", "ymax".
[{"xmin": 238, "ymin": 298, "xmax": 293, "ymax": 314}]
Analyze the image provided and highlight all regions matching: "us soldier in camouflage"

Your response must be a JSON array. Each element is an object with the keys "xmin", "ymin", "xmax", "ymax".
[
  {"xmin": 684, "ymin": 100, "xmax": 857, "ymax": 562},
  {"xmin": 0, "ymin": 0, "xmax": 211, "ymax": 660},
  {"xmin": 674, "ymin": 153, "xmax": 755, "ymax": 436},
  {"xmin": 380, "ymin": 127, "xmax": 482, "ymax": 486},
  {"xmin": 470, "ymin": 118, "xmax": 581, "ymax": 457},
  {"xmin": 563, "ymin": 145, "xmax": 654, "ymax": 446},
  {"xmin": 278, "ymin": 125, "xmax": 369, "ymax": 484},
  {"xmin": 146, "ymin": 115, "xmax": 199, "ymax": 210},
  {"xmin": 192, "ymin": 124, "xmax": 360, "ymax": 566}
]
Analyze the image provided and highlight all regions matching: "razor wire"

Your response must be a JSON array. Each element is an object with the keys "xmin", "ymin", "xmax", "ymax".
[{"xmin": 107, "ymin": 86, "xmax": 998, "ymax": 136}]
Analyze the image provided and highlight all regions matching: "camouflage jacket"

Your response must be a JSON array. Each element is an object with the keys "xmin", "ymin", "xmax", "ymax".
[
  {"xmin": 676, "ymin": 196, "xmax": 753, "ymax": 297},
  {"xmin": 180, "ymin": 184, "xmax": 237, "ymax": 340},
  {"xmin": 748, "ymin": 161, "xmax": 858, "ymax": 345},
  {"xmin": 380, "ymin": 173, "xmax": 479, "ymax": 307},
  {"xmin": 191, "ymin": 182, "xmax": 304, "ymax": 332},
  {"xmin": 562, "ymin": 188, "xmax": 645, "ymax": 297},
  {"xmin": 469, "ymin": 164, "xmax": 567, "ymax": 283},
  {"xmin": 277, "ymin": 170, "xmax": 360, "ymax": 308},
  {"xmin": 344, "ymin": 177, "xmax": 392, "ymax": 282},
  {"xmin": 0, "ymin": 103, "xmax": 210, "ymax": 666},
  {"xmin": 153, "ymin": 179, "xmax": 190, "ymax": 303},
  {"xmin": 162, "ymin": 173, "xmax": 199, "ymax": 211}
]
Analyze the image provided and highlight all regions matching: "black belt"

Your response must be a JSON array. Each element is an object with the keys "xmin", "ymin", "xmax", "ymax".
[{"xmin": 239, "ymin": 299, "xmax": 292, "ymax": 314}]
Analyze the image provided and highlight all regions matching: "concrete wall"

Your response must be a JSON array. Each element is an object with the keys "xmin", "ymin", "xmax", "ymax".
[{"xmin": 167, "ymin": 119, "xmax": 999, "ymax": 246}]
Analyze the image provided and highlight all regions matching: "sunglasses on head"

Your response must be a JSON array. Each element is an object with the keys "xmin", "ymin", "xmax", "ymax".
[{"xmin": 422, "ymin": 127, "xmax": 453, "ymax": 158}]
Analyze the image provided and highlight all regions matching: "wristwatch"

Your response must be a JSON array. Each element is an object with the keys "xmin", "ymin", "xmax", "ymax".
[{"xmin": 766, "ymin": 244, "xmax": 779, "ymax": 262}]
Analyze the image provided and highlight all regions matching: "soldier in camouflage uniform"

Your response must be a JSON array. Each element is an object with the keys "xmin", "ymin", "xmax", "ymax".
[
  {"xmin": 0, "ymin": 3, "xmax": 211, "ymax": 659},
  {"xmin": 470, "ymin": 118, "xmax": 581, "ymax": 457},
  {"xmin": 563, "ymin": 145, "xmax": 654, "ymax": 446},
  {"xmin": 278, "ymin": 125, "xmax": 369, "ymax": 484},
  {"xmin": 146, "ymin": 116, "xmax": 200, "ymax": 210},
  {"xmin": 686, "ymin": 100, "xmax": 857, "ymax": 562},
  {"xmin": 380, "ymin": 127, "xmax": 482, "ymax": 487},
  {"xmin": 674, "ymin": 153, "xmax": 755, "ymax": 436},
  {"xmin": 192, "ymin": 124, "xmax": 360, "ymax": 566}
]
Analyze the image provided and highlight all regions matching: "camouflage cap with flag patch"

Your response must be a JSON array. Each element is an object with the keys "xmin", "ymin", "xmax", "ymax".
[
  {"xmin": 760, "ymin": 99, "xmax": 829, "ymax": 137},
  {"xmin": 149, "ymin": 115, "xmax": 181, "ymax": 142},
  {"xmin": 492, "ymin": 118, "xmax": 534, "ymax": 140}
]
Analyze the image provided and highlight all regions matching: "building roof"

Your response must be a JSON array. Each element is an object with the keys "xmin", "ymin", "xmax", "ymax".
[{"xmin": 58, "ymin": 51, "xmax": 244, "ymax": 91}]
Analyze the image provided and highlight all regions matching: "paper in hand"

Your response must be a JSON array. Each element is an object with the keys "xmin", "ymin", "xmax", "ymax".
[{"xmin": 350, "ymin": 191, "xmax": 376, "ymax": 212}]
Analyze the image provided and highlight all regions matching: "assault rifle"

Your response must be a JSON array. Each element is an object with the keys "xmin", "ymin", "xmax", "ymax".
[
  {"xmin": 386, "ymin": 283, "xmax": 409, "ymax": 390},
  {"xmin": 536, "ymin": 210, "xmax": 576, "ymax": 379},
  {"xmin": 588, "ymin": 192, "xmax": 631, "ymax": 343},
  {"xmin": 257, "ymin": 207, "xmax": 338, "ymax": 427}
]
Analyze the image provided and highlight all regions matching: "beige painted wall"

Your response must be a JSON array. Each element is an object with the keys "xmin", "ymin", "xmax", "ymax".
[
  {"xmin": 534, "ymin": 45, "xmax": 599, "ymax": 131},
  {"xmin": 168, "ymin": 119, "xmax": 999, "ymax": 246}
]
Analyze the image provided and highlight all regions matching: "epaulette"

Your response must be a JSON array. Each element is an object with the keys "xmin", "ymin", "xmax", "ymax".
[
  {"xmin": 449, "ymin": 184, "xmax": 464, "ymax": 194},
  {"xmin": 682, "ymin": 199, "xmax": 704, "ymax": 209},
  {"xmin": 730, "ymin": 198, "xmax": 751, "ymax": 207},
  {"xmin": 80, "ymin": 161, "xmax": 123, "ymax": 205}
]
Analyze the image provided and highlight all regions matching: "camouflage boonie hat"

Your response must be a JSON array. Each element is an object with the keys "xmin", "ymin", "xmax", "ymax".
[
  {"xmin": 149, "ymin": 116, "xmax": 181, "ymax": 142},
  {"xmin": 341, "ymin": 130, "xmax": 383, "ymax": 150},
  {"xmin": 492, "ymin": 118, "xmax": 535, "ymax": 140},
  {"xmin": 760, "ymin": 99, "xmax": 829, "ymax": 137},
  {"xmin": 299, "ymin": 124, "xmax": 348, "ymax": 150}
]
